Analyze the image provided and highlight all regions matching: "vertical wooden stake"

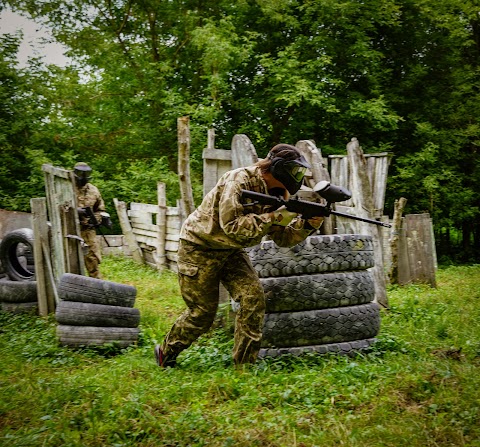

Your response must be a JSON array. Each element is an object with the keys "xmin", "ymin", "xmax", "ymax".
[
  {"xmin": 157, "ymin": 182, "xmax": 167, "ymax": 271},
  {"xmin": 113, "ymin": 198, "xmax": 144, "ymax": 264},
  {"xmin": 347, "ymin": 137, "xmax": 388, "ymax": 308},
  {"xmin": 388, "ymin": 197, "xmax": 407, "ymax": 284},
  {"xmin": 31, "ymin": 198, "xmax": 57, "ymax": 314},
  {"xmin": 177, "ymin": 116, "xmax": 195, "ymax": 216}
]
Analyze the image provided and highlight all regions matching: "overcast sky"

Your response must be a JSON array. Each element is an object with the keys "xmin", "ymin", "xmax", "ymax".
[{"xmin": 0, "ymin": 8, "xmax": 70, "ymax": 67}]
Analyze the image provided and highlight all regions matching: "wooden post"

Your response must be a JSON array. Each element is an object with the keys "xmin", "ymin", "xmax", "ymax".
[
  {"xmin": 177, "ymin": 116, "xmax": 195, "ymax": 216},
  {"xmin": 113, "ymin": 198, "xmax": 144, "ymax": 264},
  {"xmin": 31, "ymin": 197, "xmax": 57, "ymax": 314},
  {"xmin": 207, "ymin": 128, "xmax": 215, "ymax": 150},
  {"xmin": 398, "ymin": 214, "xmax": 437, "ymax": 287},
  {"xmin": 347, "ymin": 138, "xmax": 388, "ymax": 307},
  {"xmin": 231, "ymin": 134, "xmax": 259, "ymax": 169},
  {"xmin": 388, "ymin": 197, "xmax": 407, "ymax": 284},
  {"xmin": 157, "ymin": 182, "xmax": 167, "ymax": 271}
]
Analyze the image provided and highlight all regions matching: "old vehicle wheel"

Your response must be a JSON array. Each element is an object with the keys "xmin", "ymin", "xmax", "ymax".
[
  {"xmin": 0, "ymin": 278, "xmax": 37, "ymax": 303},
  {"xmin": 55, "ymin": 301, "xmax": 140, "ymax": 328},
  {"xmin": 1, "ymin": 301, "xmax": 38, "ymax": 314},
  {"xmin": 0, "ymin": 228, "xmax": 35, "ymax": 281},
  {"xmin": 247, "ymin": 234, "xmax": 381, "ymax": 358},
  {"xmin": 246, "ymin": 234, "xmax": 374, "ymax": 278},
  {"xmin": 262, "ymin": 270, "xmax": 374, "ymax": 312},
  {"xmin": 58, "ymin": 273, "xmax": 137, "ymax": 307},
  {"xmin": 56, "ymin": 325, "xmax": 139, "ymax": 348},
  {"xmin": 261, "ymin": 303, "xmax": 381, "ymax": 349},
  {"xmin": 259, "ymin": 338, "xmax": 376, "ymax": 359}
]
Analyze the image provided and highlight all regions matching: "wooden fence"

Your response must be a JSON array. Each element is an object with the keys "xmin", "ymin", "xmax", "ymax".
[
  {"xmin": 127, "ymin": 201, "xmax": 182, "ymax": 272},
  {"xmin": 113, "ymin": 133, "xmax": 436, "ymax": 291}
]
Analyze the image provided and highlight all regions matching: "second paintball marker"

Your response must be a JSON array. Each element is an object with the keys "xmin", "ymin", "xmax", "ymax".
[
  {"xmin": 241, "ymin": 181, "xmax": 391, "ymax": 228},
  {"xmin": 82, "ymin": 206, "xmax": 113, "ymax": 246}
]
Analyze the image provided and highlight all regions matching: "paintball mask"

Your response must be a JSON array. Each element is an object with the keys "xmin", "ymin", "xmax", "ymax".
[
  {"xmin": 269, "ymin": 154, "xmax": 311, "ymax": 195},
  {"xmin": 73, "ymin": 162, "xmax": 92, "ymax": 187}
]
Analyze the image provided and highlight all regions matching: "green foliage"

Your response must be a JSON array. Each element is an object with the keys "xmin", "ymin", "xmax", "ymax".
[
  {"xmin": 1, "ymin": 258, "xmax": 479, "ymax": 446},
  {"xmin": 1, "ymin": 0, "xmax": 480, "ymax": 255}
]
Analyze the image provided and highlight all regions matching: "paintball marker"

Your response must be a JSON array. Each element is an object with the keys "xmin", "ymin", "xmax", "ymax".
[
  {"xmin": 83, "ymin": 206, "xmax": 113, "ymax": 246},
  {"xmin": 241, "ymin": 181, "xmax": 391, "ymax": 228}
]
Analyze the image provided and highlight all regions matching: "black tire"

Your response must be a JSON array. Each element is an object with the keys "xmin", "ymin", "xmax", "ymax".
[
  {"xmin": 262, "ymin": 270, "xmax": 374, "ymax": 312},
  {"xmin": 0, "ymin": 228, "xmax": 36, "ymax": 281},
  {"xmin": 0, "ymin": 278, "xmax": 37, "ymax": 303},
  {"xmin": 55, "ymin": 301, "xmax": 140, "ymax": 328},
  {"xmin": 58, "ymin": 273, "xmax": 137, "ymax": 307},
  {"xmin": 246, "ymin": 234, "xmax": 374, "ymax": 278},
  {"xmin": 56, "ymin": 325, "xmax": 140, "ymax": 348},
  {"xmin": 1, "ymin": 301, "xmax": 38, "ymax": 314},
  {"xmin": 261, "ymin": 303, "xmax": 380, "ymax": 348},
  {"xmin": 259, "ymin": 338, "xmax": 376, "ymax": 358}
]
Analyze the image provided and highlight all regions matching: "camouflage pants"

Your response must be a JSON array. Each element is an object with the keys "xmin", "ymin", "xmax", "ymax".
[
  {"xmin": 81, "ymin": 228, "xmax": 102, "ymax": 279},
  {"xmin": 162, "ymin": 239, "xmax": 266, "ymax": 365}
]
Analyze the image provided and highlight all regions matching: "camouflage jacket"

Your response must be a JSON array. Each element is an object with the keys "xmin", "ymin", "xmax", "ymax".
[
  {"xmin": 180, "ymin": 165, "xmax": 314, "ymax": 249},
  {"xmin": 75, "ymin": 183, "xmax": 105, "ymax": 229}
]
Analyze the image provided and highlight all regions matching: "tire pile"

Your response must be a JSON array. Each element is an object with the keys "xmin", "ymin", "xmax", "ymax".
[
  {"xmin": 56, "ymin": 273, "xmax": 140, "ymax": 348},
  {"xmin": 246, "ymin": 234, "xmax": 381, "ymax": 358},
  {"xmin": 0, "ymin": 228, "xmax": 37, "ymax": 314}
]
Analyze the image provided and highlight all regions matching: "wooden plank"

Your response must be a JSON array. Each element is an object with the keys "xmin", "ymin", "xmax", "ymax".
[
  {"xmin": 166, "ymin": 221, "xmax": 181, "ymax": 232},
  {"xmin": 203, "ymin": 147, "xmax": 232, "ymax": 196},
  {"xmin": 130, "ymin": 222, "xmax": 158, "ymax": 232},
  {"xmin": 166, "ymin": 233, "xmax": 180, "ymax": 242},
  {"xmin": 31, "ymin": 198, "xmax": 49, "ymax": 315},
  {"xmin": 403, "ymin": 214, "xmax": 437, "ymax": 287},
  {"xmin": 346, "ymin": 138, "xmax": 387, "ymax": 307},
  {"xmin": 157, "ymin": 182, "xmax": 167, "ymax": 271},
  {"xmin": 113, "ymin": 199, "xmax": 144, "ymax": 264},
  {"xmin": 231, "ymin": 134, "xmax": 259, "ymax": 169},
  {"xmin": 134, "ymin": 234, "xmax": 158, "ymax": 247},
  {"xmin": 166, "ymin": 208, "xmax": 180, "ymax": 216},
  {"xmin": 388, "ymin": 197, "xmax": 407, "ymax": 284},
  {"xmin": 42, "ymin": 164, "xmax": 85, "ymax": 281},
  {"xmin": 132, "ymin": 227, "xmax": 158, "ymax": 238},
  {"xmin": 166, "ymin": 252, "xmax": 178, "ymax": 262},
  {"xmin": 41, "ymin": 164, "xmax": 71, "ymax": 179},
  {"xmin": 178, "ymin": 116, "xmax": 195, "ymax": 217},
  {"xmin": 165, "ymin": 240, "xmax": 179, "ymax": 252},
  {"xmin": 130, "ymin": 202, "xmax": 159, "ymax": 213}
]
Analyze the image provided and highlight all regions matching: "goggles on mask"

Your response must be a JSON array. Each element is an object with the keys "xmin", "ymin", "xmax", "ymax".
[
  {"xmin": 74, "ymin": 164, "xmax": 92, "ymax": 186},
  {"xmin": 269, "ymin": 154, "xmax": 311, "ymax": 195}
]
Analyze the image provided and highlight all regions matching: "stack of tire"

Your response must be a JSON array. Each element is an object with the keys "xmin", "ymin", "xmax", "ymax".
[
  {"xmin": 246, "ymin": 234, "xmax": 381, "ymax": 358},
  {"xmin": 0, "ymin": 228, "xmax": 37, "ymax": 314},
  {"xmin": 55, "ymin": 273, "xmax": 140, "ymax": 348}
]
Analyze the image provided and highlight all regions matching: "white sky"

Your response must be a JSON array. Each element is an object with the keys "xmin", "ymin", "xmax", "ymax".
[{"xmin": 0, "ymin": 9, "xmax": 70, "ymax": 67}]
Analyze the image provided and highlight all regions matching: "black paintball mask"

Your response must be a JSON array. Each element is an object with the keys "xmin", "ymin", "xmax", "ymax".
[
  {"xmin": 73, "ymin": 162, "xmax": 92, "ymax": 187},
  {"xmin": 269, "ymin": 153, "xmax": 311, "ymax": 195}
]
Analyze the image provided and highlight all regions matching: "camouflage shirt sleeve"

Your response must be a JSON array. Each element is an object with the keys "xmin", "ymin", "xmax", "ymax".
[
  {"xmin": 219, "ymin": 177, "xmax": 276, "ymax": 244},
  {"xmin": 218, "ymin": 172, "xmax": 315, "ymax": 248}
]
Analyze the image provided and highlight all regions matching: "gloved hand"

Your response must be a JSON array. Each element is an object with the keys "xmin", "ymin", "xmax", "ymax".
[
  {"xmin": 307, "ymin": 216, "xmax": 324, "ymax": 230},
  {"xmin": 77, "ymin": 207, "xmax": 87, "ymax": 217},
  {"xmin": 271, "ymin": 206, "xmax": 297, "ymax": 226},
  {"xmin": 100, "ymin": 212, "xmax": 113, "ymax": 229}
]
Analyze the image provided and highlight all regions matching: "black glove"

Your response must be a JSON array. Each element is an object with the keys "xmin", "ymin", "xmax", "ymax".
[
  {"xmin": 100, "ymin": 212, "xmax": 113, "ymax": 229},
  {"xmin": 77, "ymin": 207, "xmax": 87, "ymax": 217}
]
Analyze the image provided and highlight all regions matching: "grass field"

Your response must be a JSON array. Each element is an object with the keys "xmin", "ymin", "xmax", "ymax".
[{"xmin": 1, "ymin": 258, "xmax": 479, "ymax": 447}]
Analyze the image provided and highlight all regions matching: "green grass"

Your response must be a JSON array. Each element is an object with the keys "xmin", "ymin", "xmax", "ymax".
[{"xmin": 1, "ymin": 258, "xmax": 479, "ymax": 447}]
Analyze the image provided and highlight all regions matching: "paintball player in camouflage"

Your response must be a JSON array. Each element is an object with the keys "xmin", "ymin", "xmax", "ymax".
[
  {"xmin": 74, "ymin": 162, "xmax": 107, "ymax": 279},
  {"xmin": 155, "ymin": 144, "xmax": 324, "ymax": 368}
]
